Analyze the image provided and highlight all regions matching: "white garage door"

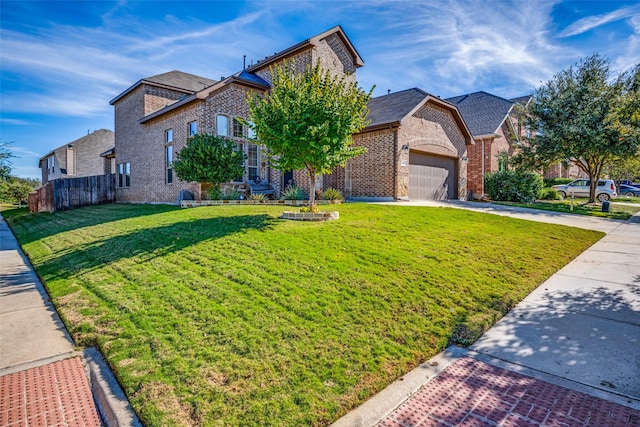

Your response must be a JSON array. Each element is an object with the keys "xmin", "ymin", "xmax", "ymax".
[{"xmin": 409, "ymin": 152, "xmax": 456, "ymax": 200}]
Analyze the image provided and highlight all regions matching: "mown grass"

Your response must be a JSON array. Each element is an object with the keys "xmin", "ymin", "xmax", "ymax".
[
  {"xmin": 495, "ymin": 198, "xmax": 640, "ymax": 219},
  {"xmin": 6, "ymin": 203, "xmax": 603, "ymax": 426}
]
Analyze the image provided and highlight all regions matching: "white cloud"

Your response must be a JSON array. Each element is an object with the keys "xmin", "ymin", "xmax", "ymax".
[
  {"xmin": 0, "ymin": 118, "xmax": 34, "ymax": 126},
  {"xmin": 559, "ymin": 4, "xmax": 640, "ymax": 38},
  {"xmin": 351, "ymin": 0, "xmax": 568, "ymax": 97}
]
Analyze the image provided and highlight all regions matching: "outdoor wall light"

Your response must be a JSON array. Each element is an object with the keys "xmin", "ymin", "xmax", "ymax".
[
  {"xmin": 461, "ymin": 156, "xmax": 468, "ymax": 161},
  {"xmin": 401, "ymin": 144, "xmax": 410, "ymax": 154}
]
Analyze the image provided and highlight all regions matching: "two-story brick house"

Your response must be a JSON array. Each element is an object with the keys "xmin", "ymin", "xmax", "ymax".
[
  {"xmin": 110, "ymin": 26, "xmax": 364, "ymax": 203},
  {"xmin": 39, "ymin": 129, "xmax": 115, "ymax": 184},
  {"xmin": 445, "ymin": 92, "xmax": 532, "ymax": 199}
]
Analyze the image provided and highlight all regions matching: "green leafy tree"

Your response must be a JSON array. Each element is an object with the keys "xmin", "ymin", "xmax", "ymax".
[
  {"xmin": 515, "ymin": 55, "xmax": 640, "ymax": 202},
  {"xmin": 0, "ymin": 141, "xmax": 14, "ymax": 181},
  {"xmin": 173, "ymin": 134, "xmax": 246, "ymax": 191},
  {"xmin": 607, "ymin": 64, "xmax": 640, "ymax": 143},
  {"xmin": 247, "ymin": 62, "xmax": 373, "ymax": 208},
  {"xmin": 7, "ymin": 181, "xmax": 33, "ymax": 207},
  {"xmin": 1, "ymin": 176, "xmax": 38, "ymax": 205},
  {"xmin": 604, "ymin": 150, "xmax": 640, "ymax": 184}
]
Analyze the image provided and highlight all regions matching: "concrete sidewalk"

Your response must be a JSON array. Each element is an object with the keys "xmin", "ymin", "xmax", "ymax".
[
  {"xmin": 0, "ymin": 215, "xmax": 102, "ymax": 425},
  {"xmin": 0, "ymin": 216, "xmax": 77, "ymax": 373},
  {"xmin": 334, "ymin": 207, "xmax": 640, "ymax": 426},
  {"xmin": 0, "ymin": 215, "xmax": 140, "ymax": 426}
]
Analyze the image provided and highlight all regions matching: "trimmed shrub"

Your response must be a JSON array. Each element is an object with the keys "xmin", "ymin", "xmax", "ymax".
[
  {"xmin": 280, "ymin": 186, "xmax": 306, "ymax": 200},
  {"xmin": 207, "ymin": 187, "xmax": 223, "ymax": 200},
  {"xmin": 321, "ymin": 187, "xmax": 343, "ymax": 201},
  {"xmin": 484, "ymin": 170, "xmax": 543, "ymax": 203},
  {"xmin": 540, "ymin": 188, "xmax": 562, "ymax": 200},
  {"xmin": 221, "ymin": 190, "xmax": 240, "ymax": 200}
]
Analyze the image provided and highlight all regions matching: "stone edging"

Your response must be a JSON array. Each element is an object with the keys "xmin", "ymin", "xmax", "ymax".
[
  {"xmin": 281, "ymin": 211, "xmax": 339, "ymax": 221},
  {"xmin": 181, "ymin": 200, "xmax": 342, "ymax": 208}
]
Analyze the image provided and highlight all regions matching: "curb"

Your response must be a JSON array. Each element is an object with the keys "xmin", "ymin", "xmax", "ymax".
[
  {"xmin": 330, "ymin": 346, "xmax": 466, "ymax": 426},
  {"xmin": 83, "ymin": 348, "xmax": 142, "ymax": 427}
]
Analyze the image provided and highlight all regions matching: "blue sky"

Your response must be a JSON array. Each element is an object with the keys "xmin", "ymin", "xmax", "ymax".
[{"xmin": 1, "ymin": 0, "xmax": 639, "ymax": 180}]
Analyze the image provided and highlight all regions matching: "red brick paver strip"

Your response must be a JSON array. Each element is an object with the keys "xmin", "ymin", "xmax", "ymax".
[
  {"xmin": 378, "ymin": 357, "xmax": 640, "ymax": 427},
  {"xmin": 0, "ymin": 357, "xmax": 101, "ymax": 426}
]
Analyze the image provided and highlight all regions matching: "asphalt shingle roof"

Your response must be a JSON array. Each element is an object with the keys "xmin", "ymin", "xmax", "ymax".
[
  {"xmin": 144, "ymin": 70, "xmax": 217, "ymax": 93},
  {"xmin": 233, "ymin": 70, "xmax": 270, "ymax": 88},
  {"xmin": 509, "ymin": 95, "xmax": 532, "ymax": 106},
  {"xmin": 366, "ymin": 88, "xmax": 439, "ymax": 128},
  {"xmin": 445, "ymin": 91, "xmax": 514, "ymax": 137}
]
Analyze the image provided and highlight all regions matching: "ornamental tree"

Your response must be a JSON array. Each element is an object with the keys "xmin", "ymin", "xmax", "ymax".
[
  {"xmin": 514, "ymin": 54, "xmax": 640, "ymax": 203},
  {"xmin": 247, "ymin": 62, "xmax": 373, "ymax": 208},
  {"xmin": 173, "ymin": 134, "xmax": 245, "ymax": 190}
]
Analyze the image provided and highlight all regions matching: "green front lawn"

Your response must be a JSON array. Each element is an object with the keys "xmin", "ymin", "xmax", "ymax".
[
  {"xmin": 6, "ymin": 204, "xmax": 603, "ymax": 426},
  {"xmin": 495, "ymin": 199, "xmax": 640, "ymax": 219}
]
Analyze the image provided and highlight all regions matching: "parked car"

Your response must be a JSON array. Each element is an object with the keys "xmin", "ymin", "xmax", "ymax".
[
  {"xmin": 552, "ymin": 179, "xmax": 617, "ymax": 202},
  {"xmin": 618, "ymin": 184, "xmax": 640, "ymax": 197}
]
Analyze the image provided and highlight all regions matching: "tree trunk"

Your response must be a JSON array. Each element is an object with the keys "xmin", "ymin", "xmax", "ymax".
[
  {"xmin": 588, "ymin": 178, "xmax": 597, "ymax": 203},
  {"xmin": 308, "ymin": 168, "xmax": 316, "ymax": 208}
]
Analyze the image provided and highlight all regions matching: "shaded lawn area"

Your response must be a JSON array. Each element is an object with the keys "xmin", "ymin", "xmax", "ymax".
[
  {"xmin": 6, "ymin": 203, "xmax": 603, "ymax": 426},
  {"xmin": 495, "ymin": 199, "xmax": 640, "ymax": 220}
]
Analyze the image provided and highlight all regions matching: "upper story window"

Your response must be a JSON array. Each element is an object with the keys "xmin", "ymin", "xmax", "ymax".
[
  {"xmin": 216, "ymin": 115, "xmax": 228, "ymax": 137},
  {"xmin": 247, "ymin": 121, "xmax": 256, "ymax": 139},
  {"xmin": 525, "ymin": 125, "xmax": 532, "ymax": 139},
  {"xmin": 165, "ymin": 129, "xmax": 173, "ymax": 143},
  {"xmin": 233, "ymin": 118, "xmax": 244, "ymax": 138},
  {"xmin": 188, "ymin": 121, "xmax": 198, "ymax": 137},
  {"xmin": 47, "ymin": 156, "xmax": 55, "ymax": 174}
]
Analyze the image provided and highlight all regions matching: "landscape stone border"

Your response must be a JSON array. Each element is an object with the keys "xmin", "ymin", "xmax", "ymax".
[
  {"xmin": 180, "ymin": 200, "xmax": 342, "ymax": 208},
  {"xmin": 280, "ymin": 211, "xmax": 339, "ymax": 221}
]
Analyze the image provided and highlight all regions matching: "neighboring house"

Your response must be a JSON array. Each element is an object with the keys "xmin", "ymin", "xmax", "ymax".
[
  {"xmin": 325, "ymin": 88, "xmax": 473, "ymax": 200},
  {"xmin": 110, "ymin": 26, "xmax": 363, "ymax": 203},
  {"xmin": 445, "ymin": 92, "xmax": 532, "ymax": 199},
  {"xmin": 39, "ymin": 129, "xmax": 115, "ymax": 184}
]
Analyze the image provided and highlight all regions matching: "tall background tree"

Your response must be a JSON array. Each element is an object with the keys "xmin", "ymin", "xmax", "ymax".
[
  {"xmin": 515, "ymin": 55, "xmax": 640, "ymax": 202},
  {"xmin": 247, "ymin": 62, "xmax": 373, "ymax": 208},
  {"xmin": 0, "ymin": 141, "xmax": 14, "ymax": 181},
  {"xmin": 173, "ymin": 134, "xmax": 245, "ymax": 195}
]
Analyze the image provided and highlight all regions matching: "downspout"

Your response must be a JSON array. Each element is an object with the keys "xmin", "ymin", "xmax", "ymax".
[
  {"xmin": 393, "ymin": 128, "xmax": 398, "ymax": 200},
  {"xmin": 481, "ymin": 139, "xmax": 485, "ymax": 198}
]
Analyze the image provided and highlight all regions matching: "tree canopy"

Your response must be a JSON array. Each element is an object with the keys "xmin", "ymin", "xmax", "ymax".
[
  {"xmin": 173, "ymin": 134, "xmax": 245, "ymax": 188},
  {"xmin": 247, "ymin": 62, "xmax": 373, "ymax": 207},
  {"xmin": 515, "ymin": 54, "xmax": 640, "ymax": 202}
]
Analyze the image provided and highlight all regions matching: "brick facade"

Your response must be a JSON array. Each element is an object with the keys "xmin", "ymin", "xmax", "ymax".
[
  {"xmin": 332, "ymin": 101, "xmax": 469, "ymax": 200},
  {"xmin": 112, "ymin": 27, "xmax": 363, "ymax": 204},
  {"xmin": 466, "ymin": 120, "xmax": 519, "ymax": 198}
]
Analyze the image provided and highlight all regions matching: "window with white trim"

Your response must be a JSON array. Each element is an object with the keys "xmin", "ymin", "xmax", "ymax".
[
  {"xmin": 216, "ymin": 115, "xmax": 228, "ymax": 137},
  {"xmin": 233, "ymin": 118, "xmax": 244, "ymax": 138},
  {"xmin": 188, "ymin": 121, "xmax": 198, "ymax": 137}
]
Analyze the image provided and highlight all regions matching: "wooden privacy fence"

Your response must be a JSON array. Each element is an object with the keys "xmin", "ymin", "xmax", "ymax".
[{"xmin": 29, "ymin": 174, "xmax": 116, "ymax": 213}]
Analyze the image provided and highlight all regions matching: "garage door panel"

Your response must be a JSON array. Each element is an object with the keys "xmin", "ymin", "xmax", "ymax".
[{"xmin": 408, "ymin": 152, "xmax": 456, "ymax": 200}]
